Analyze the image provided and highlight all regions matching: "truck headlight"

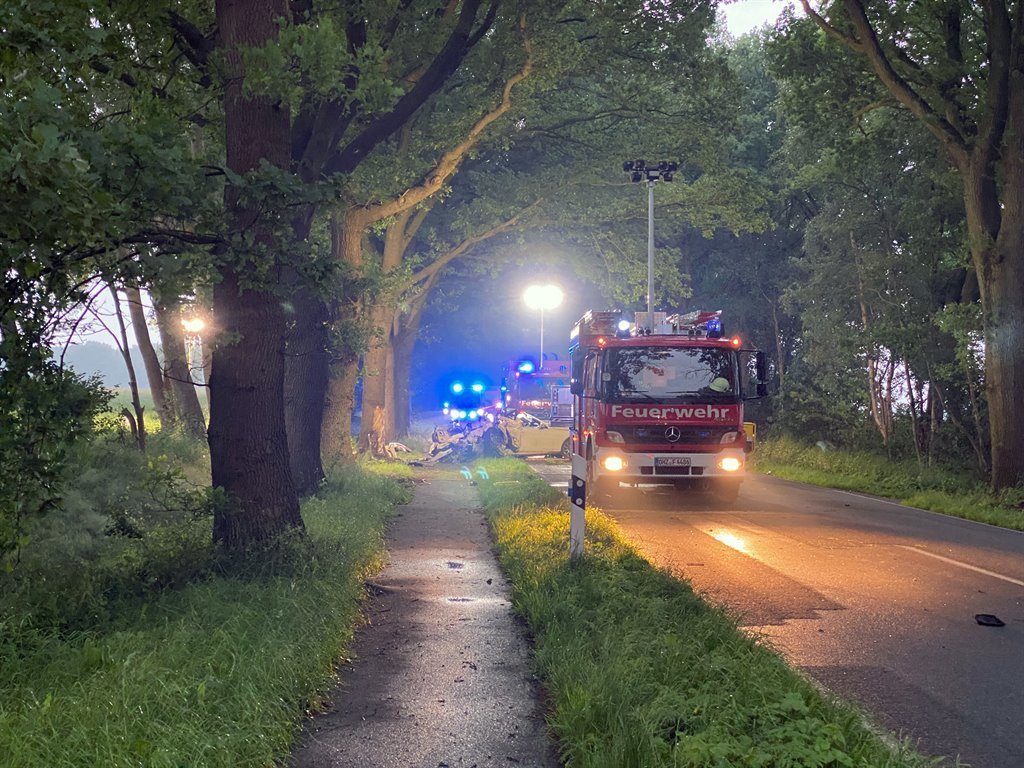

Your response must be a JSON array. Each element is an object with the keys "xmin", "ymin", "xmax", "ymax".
[
  {"xmin": 606, "ymin": 430, "xmax": 625, "ymax": 443},
  {"xmin": 603, "ymin": 456, "xmax": 625, "ymax": 471},
  {"xmin": 718, "ymin": 456, "xmax": 742, "ymax": 472},
  {"xmin": 719, "ymin": 431, "xmax": 738, "ymax": 444}
]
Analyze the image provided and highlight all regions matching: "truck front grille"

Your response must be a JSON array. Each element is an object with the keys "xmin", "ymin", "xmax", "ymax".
[
  {"xmin": 616, "ymin": 426, "xmax": 731, "ymax": 446},
  {"xmin": 640, "ymin": 466, "xmax": 705, "ymax": 476}
]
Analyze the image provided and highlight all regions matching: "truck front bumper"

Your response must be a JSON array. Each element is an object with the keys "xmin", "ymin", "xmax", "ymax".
[{"xmin": 591, "ymin": 446, "xmax": 746, "ymax": 484}]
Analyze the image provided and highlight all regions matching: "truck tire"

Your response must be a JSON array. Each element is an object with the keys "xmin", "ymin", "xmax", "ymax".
[
  {"xmin": 585, "ymin": 453, "xmax": 614, "ymax": 506},
  {"xmin": 714, "ymin": 480, "xmax": 741, "ymax": 504}
]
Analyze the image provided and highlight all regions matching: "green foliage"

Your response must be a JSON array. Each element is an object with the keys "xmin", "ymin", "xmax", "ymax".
[
  {"xmin": 0, "ymin": 348, "xmax": 110, "ymax": 564},
  {"xmin": 0, "ymin": 464, "xmax": 410, "ymax": 767},
  {"xmin": 475, "ymin": 460, "xmax": 932, "ymax": 767},
  {"xmin": 1, "ymin": 432, "xmax": 215, "ymax": 629}
]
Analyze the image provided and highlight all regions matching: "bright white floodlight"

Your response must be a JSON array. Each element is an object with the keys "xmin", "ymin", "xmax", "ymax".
[{"xmin": 523, "ymin": 284, "xmax": 564, "ymax": 366}]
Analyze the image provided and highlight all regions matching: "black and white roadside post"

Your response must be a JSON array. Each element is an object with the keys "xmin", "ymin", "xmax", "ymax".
[
  {"xmin": 569, "ymin": 453, "xmax": 587, "ymax": 560},
  {"xmin": 623, "ymin": 160, "xmax": 676, "ymax": 320}
]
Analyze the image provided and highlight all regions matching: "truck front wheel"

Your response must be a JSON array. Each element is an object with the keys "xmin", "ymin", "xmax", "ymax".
[{"xmin": 714, "ymin": 480, "xmax": 741, "ymax": 504}]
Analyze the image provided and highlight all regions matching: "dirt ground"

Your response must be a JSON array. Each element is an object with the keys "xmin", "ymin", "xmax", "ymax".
[{"xmin": 289, "ymin": 468, "xmax": 560, "ymax": 768}]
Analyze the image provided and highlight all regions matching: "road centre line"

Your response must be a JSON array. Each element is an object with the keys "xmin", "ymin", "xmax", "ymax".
[{"xmin": 898, "ymin": 545, "xmax": 1024, "ymax": 588}]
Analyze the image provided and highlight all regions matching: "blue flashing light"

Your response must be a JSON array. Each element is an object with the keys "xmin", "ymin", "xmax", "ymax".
[
  {"xmin": 706, "ymin": 318, "xmax": 723, "ymax": 338},
  {"xmin": 517, "ymin": 360, "xmax": 535, "ymax": 374},
  {"xmin": 471, "ymin": 382, "xmax": 484, "ymax": 393},
  {"xmin": 451, "ymin": 381, "xmax": 464, "ymax": 393},
  {"xmin": 468, "ymin": 410, "xmax": 478, "ymax": 419}
]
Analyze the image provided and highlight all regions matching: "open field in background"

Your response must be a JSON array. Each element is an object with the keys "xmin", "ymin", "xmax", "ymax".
[
  {"xmin": 475, "ymin": 459, "xmax": 933, "ymax": 768},
  {"xmin": 754, "ymin": 437, "xmax": 1024, "ymax": 532}
]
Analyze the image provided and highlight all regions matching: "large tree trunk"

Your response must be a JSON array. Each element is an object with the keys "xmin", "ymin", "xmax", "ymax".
[
  {"xmin": 284, "ymin": 286, "xmax": 329, "ymax": 495},
  {"xmin": 392, "ymin": 284, "xmax": 433, "ymax": 437},
  {"xmin": 392, "ymin": 320, "xmax": 418, "ymax": 437},
  {"xmin": 321, "ymin": 358, "xmax": 359, "ymax": 467},
  {"xmin": 357, "ymin": 305, "xmax": 395, "ymax": 452},
  {"xmin": 964, "ymin": 154, "xmax": 1024, "ymax": 490},
  {"xmin": 283, "ymin": 208, "xmax": 328, "ymax": 497},
  {"xmin": 154, "ymin": 300, "xmax": 207, "ymax": 440},
  {"xmin": 210, "ymin": 0, "xmax": 302, "ymax": 551},
  {"xmin": 978, "ymin": 216, "xmax": 1024, "ymax": 491},
  {"xmin": 321, "ymin": 214, "xmax": 367, "ymax": 466},
  {"xmin": 125, "ymin": 286, "xmax": 176, "ymax": 430}
]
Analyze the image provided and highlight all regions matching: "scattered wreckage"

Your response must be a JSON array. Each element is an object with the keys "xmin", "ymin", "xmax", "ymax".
[{"xmin": 423, "ymin": 411, "xmax": 571, "ymax": 464}]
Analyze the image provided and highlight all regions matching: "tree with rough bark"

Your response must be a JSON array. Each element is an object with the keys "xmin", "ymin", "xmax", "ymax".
[
  {"xmin": 797, "ymin": 0, "xmax": 1024, "ymax": 489},
  {"xmin": 210, "ymin": 0, "xmax": 304, "ymax": 549}
]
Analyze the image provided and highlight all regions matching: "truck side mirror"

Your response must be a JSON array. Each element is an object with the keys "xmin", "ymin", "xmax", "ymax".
[
  {"xmin": 755, "ymin": 351, "xmax": 767, "ymax": 382},
  {"xmin": 757, "ymin": 381, "xmax": 768, "ymax": 397},
  {"xmin": 569, "ymin": 351, "xmax": 582, "ymax": 395}
]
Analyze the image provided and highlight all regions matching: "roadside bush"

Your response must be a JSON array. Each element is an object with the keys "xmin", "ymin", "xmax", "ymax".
[
  {"xmin": 0, "ymin": 358, "xmax": 111, "ymax": 565},
  {"xmin": 0, "ymin": 431, "xmax": 215, "ymax": 635},
  {"xmin": 0, "ymin": 465, "xmax": 410, "ymax": 768}
]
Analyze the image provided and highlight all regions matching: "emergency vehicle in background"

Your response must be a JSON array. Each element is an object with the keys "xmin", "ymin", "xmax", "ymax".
[
  {"xmin": 569, "ymin": 309, "xmax": 767, "ymax": 502},
  {"xmin": 491, "ymin": 358, "xmax": 573, "ymax": 457},
  {"xmin": 500, "ymin": 357, "xmax": 571, "ymax": 419}
]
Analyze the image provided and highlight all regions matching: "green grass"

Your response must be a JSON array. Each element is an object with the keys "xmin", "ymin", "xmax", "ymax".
[
  {"xmin": 754, "ymin": 436, "xmax": 1024, "ymax": 531},
  {"xmin": 475, "ymin": 459, "xmax": 936, "ymax": 768},
  {"xmin": 0, "ymin": 467, "xmax": 411, "ymax": 768}
]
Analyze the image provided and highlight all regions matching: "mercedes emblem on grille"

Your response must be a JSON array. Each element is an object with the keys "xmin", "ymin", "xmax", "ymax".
[{"xmin": 665, "ymin": 426, "xmax": 681, "ymax": 443}]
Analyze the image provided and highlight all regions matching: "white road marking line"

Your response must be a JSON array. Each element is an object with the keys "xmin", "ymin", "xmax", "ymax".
[{"xmin": 898, "ymin": 545, "xmax": 1024, "ymax": 587}]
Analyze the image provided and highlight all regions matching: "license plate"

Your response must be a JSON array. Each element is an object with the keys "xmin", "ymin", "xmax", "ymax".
[{"xmin": 655, "ymin": 456, "xmax": 691, "ymax": 467}]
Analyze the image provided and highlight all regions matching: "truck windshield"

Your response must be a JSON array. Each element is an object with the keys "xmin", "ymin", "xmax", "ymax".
[{"xmin": 602, "ymin": 347, "xmax": 737, "ymax": 402}]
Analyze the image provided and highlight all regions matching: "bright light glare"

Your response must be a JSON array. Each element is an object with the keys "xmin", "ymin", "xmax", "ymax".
[
  {"xmin": 451, "ymin": 382, "xmax": 464, "ymax": 393},
  {"xmin": 603, "ymin": 456, "xmax": 624, "ymax": 471},
  {"xmin": 710, "ymin": 530, "xmax": 748, "ymax": 553},
  {"xmin": 471, "ymin": 382, "xmax": 484, "ymax": 393},
  {"xmin": 181, "ymin": 317, "xmax": 205, "ymax": 334},
  {"xmin": 719, "ymin": 456, "xmax": 742, "ymax": 472},
  {"xmin": 523, "ymin": 284, "xmax": 564, "ymax": 311}
]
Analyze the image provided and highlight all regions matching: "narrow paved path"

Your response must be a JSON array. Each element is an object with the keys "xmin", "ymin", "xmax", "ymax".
[{"xmin": 290, "ymin": 470, "xmax": 559, "ymax": 768}]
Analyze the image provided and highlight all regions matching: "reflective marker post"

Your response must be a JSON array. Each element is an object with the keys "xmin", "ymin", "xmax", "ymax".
[{"xmin": 569, "ymin": 453, "xmax": 586, "ymax": 560}]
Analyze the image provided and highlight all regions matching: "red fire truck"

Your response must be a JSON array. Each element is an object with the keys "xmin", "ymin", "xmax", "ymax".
[{"xmin": 569, "ymin": 309, "xmax": 767, "ymax": 502}]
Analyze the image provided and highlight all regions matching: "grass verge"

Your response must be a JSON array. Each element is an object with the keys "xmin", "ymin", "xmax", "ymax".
[
  {"xmin": 475, "ymin": 458, "xmax": 935, "ymax": 768},
  {"xmin": 0, "ymin": 466, "xmax": 410, "ymax": 768},
  {"xmin": 754, "ymin": 436, "xmax": 1024, "ymax": 532}
]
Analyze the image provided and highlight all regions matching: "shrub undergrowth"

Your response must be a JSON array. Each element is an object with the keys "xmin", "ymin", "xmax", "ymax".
[
  {"xmin": 754, "ymin": 436, "xmax": 1024, "ymax": 531},
  {"xmin": 475, "ymin": 459, "xmax": 935, "ymax": 768},
  {"xmin": 0, "ymin": 444, "xmax": 410, "ymax": 768}
]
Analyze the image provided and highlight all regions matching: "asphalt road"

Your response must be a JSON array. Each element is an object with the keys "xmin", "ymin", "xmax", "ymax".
[{"xmin": 528, "ymin": 461, "xmax": 1024, "ymax": 768}]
